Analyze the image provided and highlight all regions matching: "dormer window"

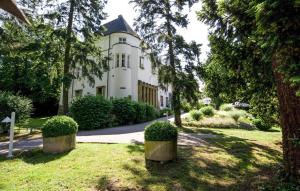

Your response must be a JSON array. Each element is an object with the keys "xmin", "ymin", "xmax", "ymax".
[{"xmin": 119, "ymin": 37, "xmax": 126, "ymax": 44}]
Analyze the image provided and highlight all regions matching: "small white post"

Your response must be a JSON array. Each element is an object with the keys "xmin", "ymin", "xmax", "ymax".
[{"xmin": 8, "ymin": 112, "xmax": 15, "ymax": 158}]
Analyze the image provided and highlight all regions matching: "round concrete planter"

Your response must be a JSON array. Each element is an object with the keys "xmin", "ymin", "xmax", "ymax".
[
  {"xmin": 145, "ymin": 140, "xmax": 177, "ymax": 162},
  {"xmin": 43, "ymin": 134, "xmax": 76, "ymax": 154}
]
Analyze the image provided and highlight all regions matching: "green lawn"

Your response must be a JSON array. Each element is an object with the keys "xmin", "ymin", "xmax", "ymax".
[{"xmin": 0, "ymin": 127, "xmax": 282, "ymax": 191}]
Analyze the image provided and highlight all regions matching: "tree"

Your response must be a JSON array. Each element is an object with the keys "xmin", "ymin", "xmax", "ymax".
[
  {"xmin": 131, "ymin": 0, "xmax": 200, "ymax": 126},
  {"xmin": 198, "ymin": 0, "xmax": 300, "ymax": 181},
  {"xmin": 39, "ymin": 0, "xmax": 108, "ymax": 114},
  {"xmin": 0, "ymin": 19, "xmax": 64, "ymax": 116}
]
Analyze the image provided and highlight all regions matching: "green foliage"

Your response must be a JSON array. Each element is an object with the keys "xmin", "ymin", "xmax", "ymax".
[
  {"xmin": 249, "ymin": 91, "xmax": 279, "ymax": 127},
  {"xmin": 112, "ymin": 98, "xmax": 136, "ymax": 125},
  {"xmin": 181, "ymin": 100, "xmax": 193, "ymax": 112},
  {"xmin": 159, "ymin": 108, "xmax": 174, "ymax": 117},
  {"xmin": 131, "ymin": 0, "xmax": 200, "ymax": 126},
  {"xmin": 228, "ymin": 110, "xmax": 246, "ymax": 122},
  {"xmin": 144, "ymin": 121, "xmax": 178, "ymax": 141},
  {"xmin": 0, "ymin": 21, "xmax": 64, "ymax": 115},
  {"xmin": 200, "ymin": 106, "xmax": 215, "ymax": 117},
  {"xmin": 252, "ymin": 118, "xmax": 272, "ymax": 131},
  {"xmin": 220, "ymin": 104, "xmax": 234, "ymax": 111},
  {"xmin": 42, "ymin": 116, "xmax": 78, "ymax": 138},
  {"xmin": 132, "ymin": 102, "xmax": 147, "ymax": 123},
  {"xmin": 189, "ymin": 110, "xmax": 203, "ymax": 121},
  {"xmin": 145, "ymin": 104, "xmax": 158, "ymax": 121},
  {"xmin": 0, "ymin": 92, "xmax": 33, "ymax": 124},
  {"xmin": 70, "ymin": 96, "xmax": 112, "ymax": 130}
]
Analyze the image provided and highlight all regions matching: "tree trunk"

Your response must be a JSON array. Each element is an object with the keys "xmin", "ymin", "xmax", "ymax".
[
  {"xmin": 62, "ymin": 0, "xmax": 75, "ymax": 114},
  {"xmin": 273, "ymin": 56, "xmax": 300, "ymax": 182},
  {"xmin": 165, "ymin": 0, "xmax": 182, "ymax": 127}
]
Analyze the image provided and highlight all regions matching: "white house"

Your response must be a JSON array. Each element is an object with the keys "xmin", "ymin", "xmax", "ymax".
[{"xmin": 64, "ymin": 15, "xmax": 172, "ymax": 109}]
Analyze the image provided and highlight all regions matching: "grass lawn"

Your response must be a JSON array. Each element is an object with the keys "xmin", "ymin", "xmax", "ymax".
[
  {"xmin": 0, "ymin": 127, "xmax": 282, "ymax": 191},
  {"xmin": 0, "ymin": 117, "xmax": 49, "ymax": 141}
]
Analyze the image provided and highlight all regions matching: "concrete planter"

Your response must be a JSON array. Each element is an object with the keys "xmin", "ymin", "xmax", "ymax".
[
  {"xmin": 145, "ymin": 140, "xmax": 177, "ymax": 162},
  {"xmin": 43, "ymin": 134, "xmax": 76, "ymax": 154}
]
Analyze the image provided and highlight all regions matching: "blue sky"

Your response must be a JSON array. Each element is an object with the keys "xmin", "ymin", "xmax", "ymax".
[{"xmin": 103, "ymin": 0, "xmax": 210, "ymax": 61}]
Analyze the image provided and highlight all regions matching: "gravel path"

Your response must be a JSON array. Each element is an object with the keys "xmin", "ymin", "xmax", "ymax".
[{"xmin": 0, "ymin": 115, "xmax": 216, "ymax": 156}]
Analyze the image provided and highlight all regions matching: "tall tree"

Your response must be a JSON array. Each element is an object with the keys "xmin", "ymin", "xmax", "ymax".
[
  {"xmin": 198, "ymin": 0, "xmax": 300, "ymax": 181},
  {"xmin": 131, "ymin": 0, "xmax": 199, "ymax": 127},
  {"xmin": 37, "ymin": 0, "xmax": 108, "ymax": 114}
]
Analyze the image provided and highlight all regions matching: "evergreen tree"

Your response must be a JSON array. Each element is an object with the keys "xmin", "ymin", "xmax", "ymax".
[
  {"xmin": 198, "ymin": 0, "xmax": 300, "ymax": 181},
  {"xmin": 131, "ymin": 0, "xmax": 199, "ymax": 126},
  {"xmin": 36, "ymin": 0, "xmax": 108, "ymax": 114}
]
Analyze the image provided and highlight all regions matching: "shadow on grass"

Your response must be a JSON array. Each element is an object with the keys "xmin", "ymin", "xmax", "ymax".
[
  {"xmin": 115, "ymin": 131, "xmax": 282, "ymax": 191},
  {"xmin": 0, "ymin": 149, "xmax": 71, "ymax": 164}
]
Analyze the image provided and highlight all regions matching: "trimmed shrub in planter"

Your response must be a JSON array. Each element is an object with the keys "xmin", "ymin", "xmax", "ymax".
[
  {"xmin": 189, "ymin": 110, "xmax": 203, "ymax": 121},
  {"xmin": 42, "ymin": 116, "xmax": 78, "ymax": 153},
  {"xmin": 200, "ymin": 106, "xmax": 215, "ymax": 117},
  {"xmin": 252, "ymin": 118, "xmax": 272, "ymax": 131},
  {"xmin": 70, "ymin": 96, "xmax": 112, "ymax": 130},
  {"xmin": 144, "ymin": 121, "xmax": 178, "ymax": 162},
  {"xmin": 112, "ymin": 98, "xmax": 136, "ymax": 125}
]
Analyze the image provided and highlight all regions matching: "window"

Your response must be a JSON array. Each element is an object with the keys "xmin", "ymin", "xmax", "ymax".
[
  {"xmin": 96, "ymin": 86, "xmax": 106, "ymax": 97},
  {"xmin": 116, "ymin": 53, "xmax": 120, "ymax": 67},
  {"xmin": 119, "ymin": 37, "xmax": 126, "ymax": 43},
  {"xmin": 121, "ymin": 53, "xmax": 126, "ymax": 67},
  {"xmin": 75, "ymin": 90, "xmax": 83, "ymax": 97},
  {"xmin": 160, "ymin": 96, "xmax": 164, "ymax": 107},
  {"xmin": 166, "ymin": 97, "xmax": 169, "ymax": 107},
  {"xmin": 127, "ymin": 55, "xmax": 130, "ymax": 68},
  {"xmin": 139, "ymin": 56, "xmax": 144, "ymax": 69}
]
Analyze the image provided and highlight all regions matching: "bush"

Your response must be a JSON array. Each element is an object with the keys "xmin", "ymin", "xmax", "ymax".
[
  {"xmin": 252, "ymin": 118, "xmax": 272, "ymax": 131},
  {"xmin": 189, "ymin": 110, "xmax": 203, "ymax": 121},
  {"xmin": 0, "ymin": 92, "xmax": 33, "ymax": 124},
  {"xmin": 42, "ymin": 116, "xmax": 78, "ymax": 138},
  {"xmin": 181, "ymin": 101, "xmax": 192, "ymax": 112},
  {"xmin": 227, "ymin": 110, "xmax": 247, "ymax": 122},
  {"xmin": 145, "ymin": 121, "xmax": 178, "ymax": 141},
  {"xmin": 132, "ymin": 102, "xmax": 147, "ymax": 123},
  {"xmin": 112, "ymin": 98, "xmax": 137, "ymax": 125},
  {"xmin": 70, "ymin": 96, "xmax": 112, "ymax": 130},
  {"xmin": 159, "ymin": 108, "xmax": 173, "ymax": 117},
  {"xmin": 220, "ymin": 104, "xmax": 234, "ymax": 111},
  {"xmin": 145, "ymin": 104, "xmax": 158, "ymax": 121},
  {"xmin": 200, "ymin": 106, "xmax": 215, "ymax": 117}
]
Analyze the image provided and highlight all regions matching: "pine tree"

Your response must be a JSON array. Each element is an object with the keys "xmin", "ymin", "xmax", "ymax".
[{"xmin": 131, "ymin": 0, "xmax": 199, "ymax": 127}]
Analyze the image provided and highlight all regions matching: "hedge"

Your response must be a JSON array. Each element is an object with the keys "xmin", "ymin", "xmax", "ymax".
[
  {"xmin": 112, "ymin": 98, "xmax": 136, "ymax": 125},
  {"xmin": 70, "ymin": 96, "xmax": 112, "ymax": 130},
  {"xmin": 42, "ymin": 116, "xmax": 78, "ymax": 138},
  {"xmin": 145, "ymin": 121, "xmax": 178, "ymax": 141}
]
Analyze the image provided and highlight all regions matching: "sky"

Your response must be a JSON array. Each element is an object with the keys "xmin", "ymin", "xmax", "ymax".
[{"xmin": 103, "ymin": 0, "xmax": 210, "ymax": 61}]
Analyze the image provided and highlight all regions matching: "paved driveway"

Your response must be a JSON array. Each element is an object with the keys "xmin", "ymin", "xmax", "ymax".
[{"xmin": 0, "ymin": 115, "xmax": 215, "ymax": 155}]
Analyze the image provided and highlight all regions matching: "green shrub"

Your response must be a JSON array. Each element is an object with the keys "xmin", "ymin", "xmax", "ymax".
[
  {"xmin": 112, "ymin": 98, "xmax": 137, "ymax": 125},
  {"xmin": 132, "ymin": 102, "xmax": 147, "ymax": 123},
  {"xmin": 200, "ymin": 106, "xmax": 215, "ymax": 117},
  {"xmin": 159, "ymin": 108, "xmax": 173, "ymax": 117},
  {"xmin": 0, "ymin": 92, "xmax": 33, "ymax": 124},
  {"xmin": 189, "ymin": 110, "xmax": 203, "ymax": 121},
  {"xmin": 228, "ymin": 110, "xmax": 247, "ymax": 122},
  {"xmin": 145, "ymin": 121, "xmax": 178, "ymax": 141},
  {"xmin": 220, "ymin": 104, "xmax": 234, "ymax": 111},
  {"xmin": 196, "ymin": 101, "xmax": 206, "ymax": 110},
  {"xmin": 70, "ymin": 96, "xmax": 112, "ymax": 130},
  {"xmin": 181, "ymin": 101, "xmax": 192, "ymax": 112},
  {"xmin": 42, "ymin": 116, "xmax": 78, "ymax": 138},
  {"xmin": 145, "ymin": 104, "xmax": 157, "ymax": 121},
  {"xmin": 252, "ymin": 118, "xmax": 272, "ymax": 131}
]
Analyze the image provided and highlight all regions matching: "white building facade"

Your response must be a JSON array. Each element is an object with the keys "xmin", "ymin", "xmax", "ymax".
[{"xmin": 65, "ymin": 15, "xmax": 172, "ymax": 109}]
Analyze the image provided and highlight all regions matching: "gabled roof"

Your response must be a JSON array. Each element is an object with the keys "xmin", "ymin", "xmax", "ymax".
[{"xmin": 102, "ymin": 15, "xmax": 138, "ymax": 37}]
